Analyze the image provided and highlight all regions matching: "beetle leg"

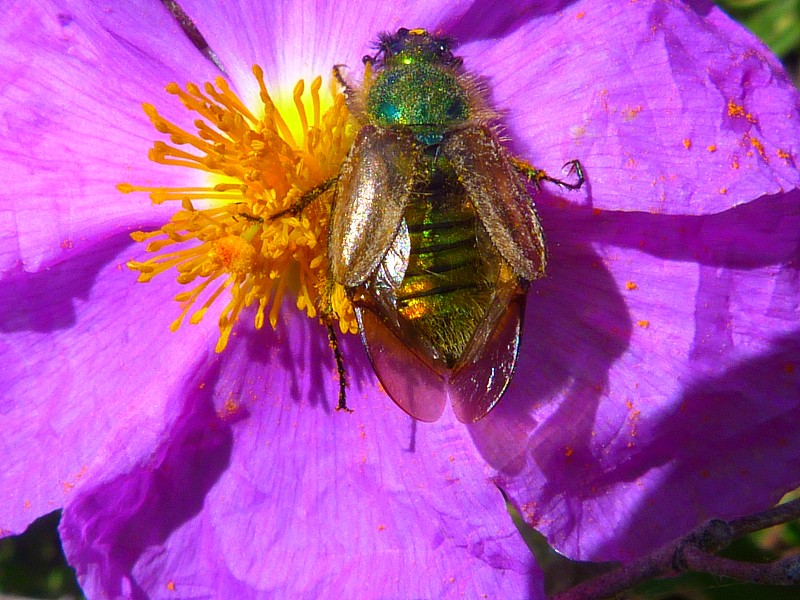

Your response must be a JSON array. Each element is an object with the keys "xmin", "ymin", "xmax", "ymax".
[
  {"xmin": 326, "ymin": 320, "xmax": 351, "ymax": 413},
  {"xmin": 317, "ymin": 270, "xmax": 352, "ymax": 413},
  {"xmin": 512, "ymin": 158, "xmax": 585, "ymax": 191},
  {"xmin": 270, "ymin": 176, "xmax": 338, "ymax": 220},
  {"xmin": 232, "ymin": 212, "xmax": 264, "ymax": 223}
]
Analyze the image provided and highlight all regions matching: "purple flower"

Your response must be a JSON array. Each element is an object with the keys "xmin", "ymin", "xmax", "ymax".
[{"xmin": 2, "ymin": 0, "xmax": 799, "ymax": 598}]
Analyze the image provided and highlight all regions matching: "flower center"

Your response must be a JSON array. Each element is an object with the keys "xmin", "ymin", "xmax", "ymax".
[{"xmin": 120, "ymin": 66, "xmax": 357, "ymax": 351}]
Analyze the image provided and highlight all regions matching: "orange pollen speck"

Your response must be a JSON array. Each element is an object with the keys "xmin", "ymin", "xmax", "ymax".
[
  {"xmin": 727, "ymin": 101, "xmax": 745, "ymax": 118},
  {"xmin": 747, "ymin": 134, "xmax": 767, "ymax": 160},
  {"xmin": 727, "ymin": 100, "xmax": 757, "ymax": 123},
  {"xmin": 120, "ymin": 66, "xmax": 358, "ymax": 352}
]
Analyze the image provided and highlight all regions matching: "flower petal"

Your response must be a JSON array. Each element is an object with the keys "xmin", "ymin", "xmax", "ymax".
[
  {"xmin": 176, "ymin": 0, "xmax": 475, "ymax": 107},
  {"xmin": 458, "ymin": 0, "xmax": 800, "ymax": 214},
  {"xmin": 0, "ymin": 238, "xmax": 220, "ymax": 535},
  {"xmin": 0, "ymin": 0, "xmax": 222, "ymax": 275},
  {"xmin": 471, "ymin": 189, "xmax": 800, "ymax": 561},
  {"xmin": 60, "ymin": 310, "xmax": 542, "ymax": 599}
]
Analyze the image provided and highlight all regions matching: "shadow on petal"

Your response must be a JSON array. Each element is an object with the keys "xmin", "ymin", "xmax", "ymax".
[
  {"xmin": 59, "ymin": 360, "xmax": 233, "ymax": 598},
  {"xmin": 471, "ymin": 190, "xmax": 631, "ymax": 473},
  {"xmin": 0, "ymin": 232, "xmax": 135, "ymax": 333},
  {"xmin": 590, "ymin": 190, "xmax": 800, "ymax": 270},
  {"xmin": 479, "ymin": 189, "xmax": 799, "ymax": 561},
  {"xmin": 229, "ymin": 306, "xmax": 374, "ymax": 416},
  {"xmin": 589, "ymin": 328, "xmax": 800, "ymax": 561},
  {"xmin": 446, "ymin": 0, "xmax": 578, "ymax": 42},
  {"xmin": 469, "ymin": 192, "xmax": 798, "ymax": 476}
]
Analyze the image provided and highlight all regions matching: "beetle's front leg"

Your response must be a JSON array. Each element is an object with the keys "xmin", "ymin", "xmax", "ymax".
[
  {"xmin": 512, "ymin": 158, "xmax": 585, "ymax": 191},
  {"xmin": 270, "ymin": 176, "xmax": 339, "ymax": 220}
]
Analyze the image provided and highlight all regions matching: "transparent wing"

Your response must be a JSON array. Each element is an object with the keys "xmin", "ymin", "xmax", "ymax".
[
  {"xmin": 357, "ymin": 307, "xmax": 448, "ymax": 422},
  {"xmin": 448, "ymin": 283, "xmax": 525, "ymax": 423}
]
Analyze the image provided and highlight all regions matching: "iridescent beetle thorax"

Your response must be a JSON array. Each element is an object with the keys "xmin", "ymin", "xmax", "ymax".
[{"xmin": 365, "ymin": 30, "xmax": 470, "ymax": 145}]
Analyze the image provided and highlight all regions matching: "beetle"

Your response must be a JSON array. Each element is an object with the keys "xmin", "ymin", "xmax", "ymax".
[{"xmin": 285, "ymin": 28, "xmax": 584, "ymax": 422}]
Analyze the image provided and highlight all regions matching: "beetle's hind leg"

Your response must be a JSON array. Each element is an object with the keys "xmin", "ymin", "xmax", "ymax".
[
  {"xmin": 326, "ymin": 320, "xmax": 351, "ymax": 413},
  {"xmin": 513, "ymin": 158, "xmax": 585, "ymax": 191},
  {"xmin": 318, "ymin": 274, "xmax": 352, "ymax": 413},
  {"xmin": 269, "ymin": 176, "xmax": 338, "ymax": 220}
]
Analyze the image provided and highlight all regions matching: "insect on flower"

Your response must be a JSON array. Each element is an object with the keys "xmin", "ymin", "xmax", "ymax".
[{"xmin": 279, "ymin": 28, "xmax": 585, "ymax": 423}]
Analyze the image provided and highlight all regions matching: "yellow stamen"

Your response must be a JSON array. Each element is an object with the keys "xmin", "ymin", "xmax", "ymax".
[{"xmin": 121, "ymin": 66, "xmax": 359, "ymax": 351}]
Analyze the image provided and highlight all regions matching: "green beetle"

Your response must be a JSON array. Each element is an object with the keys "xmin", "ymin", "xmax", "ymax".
[{"xmin": 294, "ymin": 28, "xmax": 584, "ymax": 422}]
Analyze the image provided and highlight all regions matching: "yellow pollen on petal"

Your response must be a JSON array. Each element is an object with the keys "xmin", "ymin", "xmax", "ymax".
[{"xmin": 121, "ymin": 66, "xmax": 358, "ymax": 351}]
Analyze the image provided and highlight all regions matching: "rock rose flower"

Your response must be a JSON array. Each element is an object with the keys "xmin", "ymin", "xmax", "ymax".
[{"xmin": 1, "ymin": 0, "xmax": 799, "ymax": 598}]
